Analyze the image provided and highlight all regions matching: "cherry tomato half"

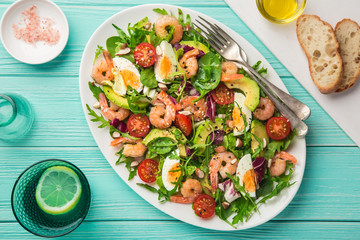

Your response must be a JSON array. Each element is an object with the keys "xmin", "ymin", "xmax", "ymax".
[
  {"xmin": 266, "ymin": 116, "xmax": 291, "ymax": 140},
  {"xmin": 210, "ymin": 83, "xmax": 234, "ymax": 105},
  {"xmin": 193, "ymin": 194, "xmax": 216, "ymax": 219},
  {"xmin": 137, "ymin": 159, "xmax": 158, "ymax": 183},
  {"xmin": 127, "ymin": 114, "xmax": 150, "ymax": 138},
  {"xmin": 174, "ymin": 114, "xmax": 193, "ymax": 137},
  {"xmin": 134, "ymin": 43, "xmax": 156, "ymax": 67}
]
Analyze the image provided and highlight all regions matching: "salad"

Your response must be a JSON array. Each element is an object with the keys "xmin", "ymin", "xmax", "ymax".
[{"xmin": 86, "ymin": 8, "xmax": 297, "ymax": 228}]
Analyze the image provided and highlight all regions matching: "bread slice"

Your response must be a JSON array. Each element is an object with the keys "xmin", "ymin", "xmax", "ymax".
[
  {"xmin": 296, "ymin": 15, "xmax": 342, "ymax": 94},
  {"xmin": 335, "ymin": 19, "xmax": 360, "ymax": 92}
]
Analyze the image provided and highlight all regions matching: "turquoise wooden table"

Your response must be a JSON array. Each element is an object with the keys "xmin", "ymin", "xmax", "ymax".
[{"xmin": 1, "ymin": 0, "xmax": 360, "ymax": 239}]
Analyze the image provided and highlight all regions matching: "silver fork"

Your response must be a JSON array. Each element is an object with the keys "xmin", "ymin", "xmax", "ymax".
[{"xmin": 194, "ymin": 16, "xmax": 309, "ymax": 137}]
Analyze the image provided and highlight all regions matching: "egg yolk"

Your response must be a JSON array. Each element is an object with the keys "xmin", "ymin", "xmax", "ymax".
[
  {"xmin": 232, "ymin": 106, "xmax": 245, "ymax": 131},
  {"xmin": 119, "ymin": 70, "xmax": 140, "ymax": 89},
  {"xmin": 243, "ymin": 169, "xmax": 256, "ymax": 193},
  {"xmin": 159, "ymin": 56, "xmax": 172, "ymax": 79},
  {"xmin": 167, "ymin": 163, "xmax": 181, "ymax": 186}
]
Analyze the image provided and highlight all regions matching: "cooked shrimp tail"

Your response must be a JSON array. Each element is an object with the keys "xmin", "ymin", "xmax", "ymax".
[
  {"xmin": 149, "ymin": 90, "xmax": 176, "ymax": 129},
  {"xmin": 99, "ymin": 93, "xmax": 130, "ymax": 121},
  {"xmin": 91, "ymin": 50, "xmax": 114, "ymax": 84},
  {"xmin": 155, "ymin": 15, "xmax": 183, "ymax": 44},
  {"xmin": 111, "ymin": 137, "xmax": 147, "ymax": 158},
  {"xmin": 179, "ymin": 49, "xmax": 199, "ymax": 78}
]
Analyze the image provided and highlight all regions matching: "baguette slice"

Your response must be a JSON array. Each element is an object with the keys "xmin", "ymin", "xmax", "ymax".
[
  {"xmin": 296, "ymin": 15, "xmax": 342, "ymax": 94},
  {"xmin": 335, "ymin": 19, "xmax": 360, "ymax": 92}
]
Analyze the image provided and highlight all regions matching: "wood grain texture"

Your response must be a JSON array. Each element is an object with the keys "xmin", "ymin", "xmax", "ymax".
[
  {"xmin": 1, "ymin": 0, "xmax": 359, "ymax": 238},
  {"xmin": 0, "ymin": 221, "xmax": 359, "ymax": 239}
]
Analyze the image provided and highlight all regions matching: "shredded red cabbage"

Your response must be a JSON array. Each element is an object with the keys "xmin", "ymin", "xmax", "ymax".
[
  {"xmin": 209, "ymin": 130, "xmax": 225, "ymax": 145},
  {"xmin": 110, "ymin": 118, "xmax": 120, "ymax": 128},
  {"xmin": 206, "ymin": 94, "xmax": 216, "ymax": 122},
  {"xmin": 253, "ymin": 157, "xmax": 266, "ymax": 183},
  {"xmin": 173, "ymin": 42, "xmax": 205, "ymax": 58},
  {"xmin": 117, "ymin": 121, "xmax": 128, "ymax": 133},
  {"xmin": 168, "ymin": 95, "xmax": 177, "ymax": 105}
]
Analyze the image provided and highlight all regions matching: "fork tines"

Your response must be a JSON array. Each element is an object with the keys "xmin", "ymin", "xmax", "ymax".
[{"xmin": 193, "ymin": 16, "xmax": 235, "ymax": 53}]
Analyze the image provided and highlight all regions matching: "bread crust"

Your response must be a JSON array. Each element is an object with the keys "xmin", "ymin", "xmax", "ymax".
[
  {"xmin": 296, "ymin": 15, "xmax": 342, "ymax": 94},
  {"xmin": 335, "ymin": 18, "xmax": 360, "ymax": 92}
]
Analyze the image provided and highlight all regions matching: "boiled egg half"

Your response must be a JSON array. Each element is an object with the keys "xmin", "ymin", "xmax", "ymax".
[
  {"xmin": 154, "ymin": 41, "xmax": 177, "ymax": 84},
  {"xmin": 236, "ymin": 154, "xmax": 256, "ymax": 198},
  {"xmin": 112, "ymin": 57, "xmax": 142, "ymax": 96},
  {"xmin": 233, "ymin": 92, "xmax": 252, "ymax": 136},
  {"xmin": 162, "ymin": 156, "xmax": 181, "ymax": 191}
]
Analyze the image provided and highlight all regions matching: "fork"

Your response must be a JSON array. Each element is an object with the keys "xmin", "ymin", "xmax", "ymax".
[{"xmin": 194, "ymin": 16, "xmax": 309, "ymax": 137}]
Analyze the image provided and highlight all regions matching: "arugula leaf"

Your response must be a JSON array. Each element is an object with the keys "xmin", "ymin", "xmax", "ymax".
[
  {"xmin": 136, "ymin": 183, "xmax": 158, "ymax": 193},
  {"xmin": 140, "ymin": 67, "xmax": 158, "ymax": 88},
  {"xmin": 192, "ymin": 52, "xmax": 221, "ymax": 99},
  {"xmin": 88, "ymin": 81, "xmax": 104, "ymax": 101},
  {"xmin": 258, "ymin": 180, "xmax": 294, "ymax": 204},
  {"xmin": 133, "ymin": 17, "xmax": 149, "ymax": 29},
  {"xmin": 264, "ymin": 130, "xmax": 296, "ymax": 159},
  {"xmin": 86, "ymin": 104, "xmax": 116, "ymax": 130},
  {"xmin": 126, "ymin": 87, "xmax": 148, "ymax": 114},
  {"xmin": 93, "ymin": 45, "xmax": 103, "ymax": 64},
  {"xmin": 153, "ymin": 8, "xmax": 169, "ymax": 15},
  {"xmin": 149, "ymin": 31, "xmax": 163, "ymax": 47},
  {"xmin": 112, "ymin": 24, "xmax": 130, "ymax": 43}
]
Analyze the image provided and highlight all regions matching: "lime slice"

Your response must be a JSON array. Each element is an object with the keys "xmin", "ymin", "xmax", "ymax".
[{"xmin": 35, "ymin": 166, "xmax": 82, "ymax": 215}]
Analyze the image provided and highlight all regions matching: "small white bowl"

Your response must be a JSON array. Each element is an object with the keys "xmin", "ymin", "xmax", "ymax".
[{"xmin": 0, "ymin": 0, "xmax": 69, "ymax": 64}]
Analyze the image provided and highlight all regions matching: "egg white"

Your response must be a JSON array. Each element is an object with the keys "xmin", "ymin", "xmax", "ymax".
[
  {"xmin": 233, "ymin": 92, "xmax": 252, "ymax": 136},
  {"xmin": 154, "ymin": 41, "xmax": 177, "ymax": 84},
  {"xmin": 112, "ymin": 57, "xmax": 142, "ymax": 95},
  {"xmin": 236, "ymin": 154, "xmax": 256, "ymax": 198},
  {"xmin": 162, "ymin": 157, "xmax": 181, "ymax": 191}
]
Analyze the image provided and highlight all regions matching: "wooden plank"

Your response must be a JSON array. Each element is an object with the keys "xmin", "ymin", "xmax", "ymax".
[
  {"xmin": 0, "ymin": 220, "xmax": 359, "ymax": 239},
  {"xmin": 1, "ymin": 147, "xmax": 359, "ymax": 222}
]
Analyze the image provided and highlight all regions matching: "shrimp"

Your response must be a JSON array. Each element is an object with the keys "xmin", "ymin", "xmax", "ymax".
[
  {"xmin": 221, "ymin": 61, "xmax": 244, "ymax": 82},
  {"xmin": 269, "ymin": 151, "xmax": 297, "ymax": 176},
  {"xmin": 221, "ymin": 62, "xmax": 238, "ymax": 75},
  {"xmin": 179, "ymin": 49, "xmax": 199, "ymax": 79},
  {"xmin": 253, "ymin": 97, "xmax": 275, "ymax": 121},
  {"xmin": 110, "ymin": 137, "xmax": 147, "ymax": 158},
  {"xmin": 149, "ymin": 90, "xmax": 176, "ymax": 129},
  {"xmin": 209, "ymin": 152, "xmax": 238, "ymax": 191},
  {"xmin": 99, "ymin": 93, "xmax": 130, "ymax": 121},
  {"xmin": 91, "ymin": 50, "xmax": 114, "ymax": 84},
  {"xmin": 176, "ymin": 96, "xmax": 207, "ymax": 121},
  {"xmin": 155, "ymin": 15, "xmax": 183, "ymax": 44},
  {"xmin": 170, "ymin": 179, "xmax": 203, "ymax": 204}
]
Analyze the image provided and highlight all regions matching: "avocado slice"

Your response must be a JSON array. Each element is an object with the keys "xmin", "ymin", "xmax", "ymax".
[
  {"xmin": 224, "ymin": 76, "xmax": 260, "ymax": 111},
  {"xmin": 193, "ymin": 118, "xmax": 224, "ymax": 153},
  {"xmin": 103, "ymin": 86, "xmax": 149, "ymax": 109},
  {"xmin": 179, "ymin": 40, "xmax": 210, "ymax": 54},
  {"xmin": 103, "ymin": 86, "xmax": 129, "ymax": 109},
  {"xmin": 251, "ymin": 120, "xmax": 269, "ymax": 152},
  {"xmin": 143, "ymin": 127, "xmax": 187, "ymax": 157}
]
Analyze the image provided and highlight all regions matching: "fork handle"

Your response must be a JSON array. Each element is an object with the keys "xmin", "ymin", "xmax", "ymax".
[
  {"xmin": 237, "ymin": 61, "xmax": 311, "ymax": 121},
  {"xmin": 233, "ymin": 61, "xmax": 308, "ymax": 137}
]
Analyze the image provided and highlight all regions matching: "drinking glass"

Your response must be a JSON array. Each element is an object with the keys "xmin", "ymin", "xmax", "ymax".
[
  {"xmin": 11, "ymin": 159, "xmax": 91, "ymax": 237},
  {"xmin": 0, "ymin": 93, "xmax": 34, "ymax": 140}
]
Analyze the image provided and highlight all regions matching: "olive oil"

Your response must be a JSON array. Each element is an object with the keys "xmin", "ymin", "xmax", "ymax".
[{"xmin": 263, "ymin": 0, "xmax": 298, "ymax": 20}]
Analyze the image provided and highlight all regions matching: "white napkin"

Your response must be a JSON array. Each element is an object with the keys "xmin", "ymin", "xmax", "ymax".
[{"xmin": 225, "ymin": 0, "xmax": 360, "ymax": 146}]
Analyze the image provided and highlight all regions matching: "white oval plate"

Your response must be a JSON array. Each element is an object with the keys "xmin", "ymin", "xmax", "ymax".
[
  {"xmin": 79, "ymin": 4, "xmax": 306, "ymax": 231},
  {"xmin": 0, "ymin": 0, "xmax": 69, "ymax": 64}
]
